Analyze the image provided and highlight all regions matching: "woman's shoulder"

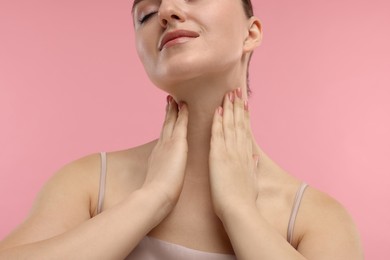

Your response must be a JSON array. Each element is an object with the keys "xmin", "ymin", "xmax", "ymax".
[
  {"xmin": 29, "ymin": 140, "xmax": 159, "ymax": 221},
  {"xmin": 293, "ymin": 184, "xmax": 363, "ymax": 255},
  {"xmin": 299, "ymin": 184, "xmax": 359, "ymax": 230},
  {"xmin": 88, "ymin": 140, "xmax": 159, "ymax": 213},
  {"xmin": 62, "ymin": 139, "xmax": 158, "ymax": 195},
  {"xmin": 104, "ymin": 139, "xmax": 158, "ymax": 176},
  {"xmin": 0, "ymin": 152, "xmax": 105, "ymax": 247},
  {"xmin": 257, "ymin": 159, "xmax": 354, "ymax": 222},
  {"xmin": 0, "ymin": 140, "xmax": 159, "ymax": 249},
  {"xmin": 259, "ymin": 166, "xmax": 361, "ymax": 251}
]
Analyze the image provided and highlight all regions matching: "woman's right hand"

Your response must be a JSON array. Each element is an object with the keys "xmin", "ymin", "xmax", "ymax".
[
  {"xmin": 142, "ymin": 96, "xmax": 189, "ymax": 210},
  {"xmin": 0, "ymin": 96, "xmax": 189, "ymax": 259},
  {"xmin": 0, "ymin": 102, "xmax": 189, "ymax": 260}
]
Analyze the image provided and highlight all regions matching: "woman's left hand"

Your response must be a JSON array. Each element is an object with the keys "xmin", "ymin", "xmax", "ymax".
[{"xmin": 209, "ymin": 88, "xmax": 260, "ymax": 220}]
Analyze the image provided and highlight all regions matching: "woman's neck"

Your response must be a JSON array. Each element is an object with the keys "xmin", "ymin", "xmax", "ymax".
[
  {"xmin": 185, "ymin": 95, "xmax": 220, "ymax": 182},
  {"xmin": 163, "ymin": 64, "xmax": 281, "ymax": 185},
  {"xmin": 170, "ymin": 77, "xmax": 248, "ymax": 183},
  {"xmin": 168, "ymin": 82, "xmax": 283, "ymax": 188}
]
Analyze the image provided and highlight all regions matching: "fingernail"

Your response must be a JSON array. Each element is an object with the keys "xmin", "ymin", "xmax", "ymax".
[
  {"xmin": 167, "ymin": 95, "xmax": 172, "ymax": 104},
  {"xmin": 229, "ymin": 92, "xmax": 235, "ymax": 103},
  {"xmin": 217, "ymin": 106, "xmax": 223, "ymax": 116},
  {"xmin": 236, "ymin": 88, "xmax": 242, "ymax": 99},
  {"xmin": 244, "ymin": 100, "xmax": 249, "ymax": 111},
  {"xmin": 178, "ymin": 102, "xmax": 184, "ymax": 110}
]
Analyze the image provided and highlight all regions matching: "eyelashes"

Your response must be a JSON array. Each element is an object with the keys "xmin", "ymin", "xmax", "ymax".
[{"xmin": 139, "ymin": 11, "xmax": 158, "ymax": 24}]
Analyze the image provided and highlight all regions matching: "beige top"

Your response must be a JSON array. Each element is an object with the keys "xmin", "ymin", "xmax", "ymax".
[{"xmin": 97, "ymin": 152, "xmax": 308, "ymax": 259}]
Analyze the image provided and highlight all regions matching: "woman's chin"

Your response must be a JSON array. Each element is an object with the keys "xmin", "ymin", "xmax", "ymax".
[
  {"xmin": 150, "ymin": 77, "xmax": 191, "ymax": 93},
  {"xmin": 148, "ymin": 60, "xmax": 240, "ymax": 93},
  {"xmin": 150, "ymin": 71, "xmax": 203, "ymax": 89}
]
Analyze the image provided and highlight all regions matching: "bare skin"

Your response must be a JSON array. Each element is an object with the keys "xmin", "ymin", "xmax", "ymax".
[
  {"xmin": 0, "ymin": 92, "xmax": 363, "ymax": 259},
  {"xmin": 0, "ymin": 0, "xmax": 364, "ymax": 258}
]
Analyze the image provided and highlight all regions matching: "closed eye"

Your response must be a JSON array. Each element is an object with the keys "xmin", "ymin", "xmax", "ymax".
[{"xmin": 139, "ymin": 12, "xmax": 157, "ymax": 24}]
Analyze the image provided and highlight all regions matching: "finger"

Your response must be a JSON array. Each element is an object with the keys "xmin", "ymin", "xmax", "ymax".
[
  {"xmin": 245, "ymin": 99, "xmax": 256, "ymax": 157},
  {"xmin": 210, "ymin": 106, "xmax": 225, "ymax": 152},
  {"xmin": 233, "ymin": 88, "xmax": 248, "ymax": 147},
  {"xmin": 222, "ymin": 91, "xmax": 235, "ymax": 147},
  {"xmin": 160, "ymin": 96, "xmax": 178, "ymax": 140},
  {"xmin": 172, "ymin": 102, "xmax": 189, "ymax": 139},
  {"xmin": 233, "ymin": 89, "xmax": 255, "ymax": 162}
]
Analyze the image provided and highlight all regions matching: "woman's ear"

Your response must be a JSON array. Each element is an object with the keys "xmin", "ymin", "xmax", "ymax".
[{"xmin": 243, "ymin": 17, "xmax": 263, "ymax": 53}]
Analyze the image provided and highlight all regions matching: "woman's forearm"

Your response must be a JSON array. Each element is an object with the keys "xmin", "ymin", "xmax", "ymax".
[
  {"xmin": 0, "ymin": 188, "xmax": 172, "ymax": 260},
  {"xmin": 221, "ymin": 205, "xmax": 306, "ymax": 260}
]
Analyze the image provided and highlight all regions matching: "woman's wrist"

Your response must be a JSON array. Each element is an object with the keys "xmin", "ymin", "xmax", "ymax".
[
  {"xmin": 134, "ymin": 185, "xmax": 176, "ymax": 224},
  {"xmin": 217, "ymin": 202, "xmax": 259, "ymax": 225}
]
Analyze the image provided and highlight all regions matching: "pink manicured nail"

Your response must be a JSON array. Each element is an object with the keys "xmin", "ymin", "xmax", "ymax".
[
  {"xmin": 244, "ymin": 100, "xmax": 249, "ymax": 111},
  {"xmin": 229, "ymin": 92, "xmax": 235, "ymax": 103},
  {"xmin": 167, "ymin": 95, "xmax": 172, "ymax": 104},
  {"xmin": 217, "ymin": 106, "xmax": 223, "ymax": 116},
  {"xmin": 178, "ymin": 102, "xmax": 184, "ymax": 110},
  {"xmin": 236, "ymin": 88, "xmax": 242, "ymax": 99}
]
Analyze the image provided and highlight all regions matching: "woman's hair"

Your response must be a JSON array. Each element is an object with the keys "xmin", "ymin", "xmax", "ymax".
[
  {"xmin": 241, "ymin": 0, "xmax": 254, "ymax": 96},
  {"xmin": 242, "ymin": 0, "xmax": 254, "ymax": 18}
]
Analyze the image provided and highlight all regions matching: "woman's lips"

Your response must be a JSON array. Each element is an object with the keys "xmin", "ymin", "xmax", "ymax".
[
  {"xmin": 159, "ymin": 30, "xmax": 200, "ymax": 51},
  {"xmin": 162, "ymin": 36, "xmax": 195, "ymax": 50}
]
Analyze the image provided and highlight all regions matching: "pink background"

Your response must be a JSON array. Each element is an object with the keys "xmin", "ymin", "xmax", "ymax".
[{"xmin": 1, "ymin": 0, "xmax": 389, "ymax": 258}]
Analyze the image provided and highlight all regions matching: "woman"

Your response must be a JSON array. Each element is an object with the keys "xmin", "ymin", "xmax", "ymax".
[{"xmin": 0, "ymin": 0, "xmax": 363, "ymax": 259}]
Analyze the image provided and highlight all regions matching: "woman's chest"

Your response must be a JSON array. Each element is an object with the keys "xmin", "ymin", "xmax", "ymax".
[{"xmin": 103, "ymin": 172, "xmax": 294, "ymax": 254}]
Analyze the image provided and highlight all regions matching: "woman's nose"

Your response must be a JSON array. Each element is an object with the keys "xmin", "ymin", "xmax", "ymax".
[{"xmin": 158, "ymin": 0, "xmax": 186, "ymax": 28}]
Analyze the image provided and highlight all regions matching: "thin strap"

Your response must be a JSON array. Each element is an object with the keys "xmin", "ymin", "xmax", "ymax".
[
  {"xmin": 287, "ymin": 182, "xmax": 309, "ymax": 244},
  {"xmin": 97, "ymin": 152, "xmax": 107, "ymax": 214}
]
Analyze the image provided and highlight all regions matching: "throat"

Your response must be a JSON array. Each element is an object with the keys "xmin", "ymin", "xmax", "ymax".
[{"xmin": 184, "ymin": 113, "xmax": 214, "ymax": 183}]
